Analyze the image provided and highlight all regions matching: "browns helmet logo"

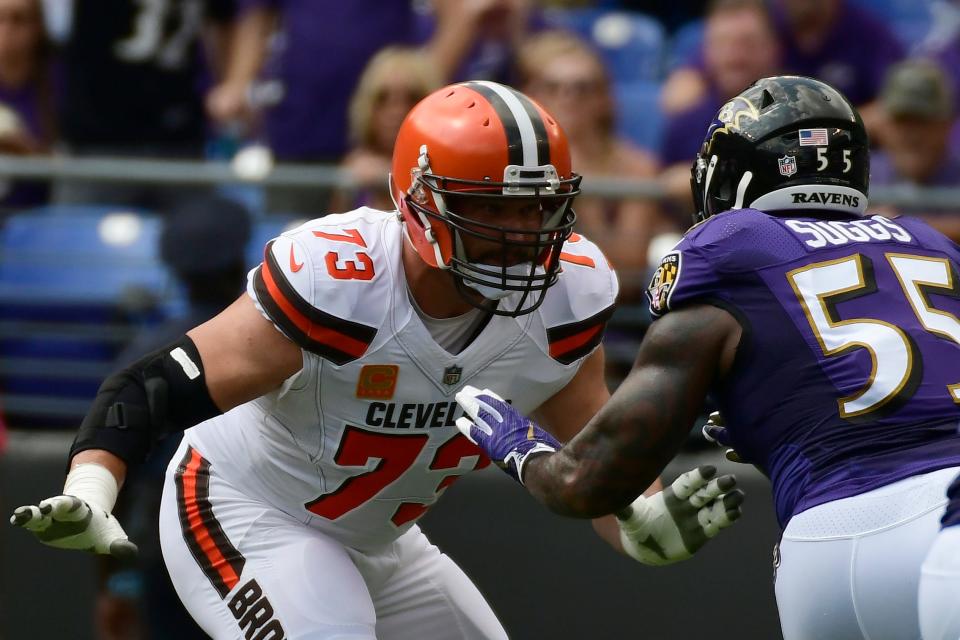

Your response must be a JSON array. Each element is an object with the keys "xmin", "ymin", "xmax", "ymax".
[{"xmin": 647, "ymin": 251, "xmax": 681, "ymax": 315}]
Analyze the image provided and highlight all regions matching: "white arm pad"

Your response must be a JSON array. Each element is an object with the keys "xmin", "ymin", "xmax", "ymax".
[{"xmin": 63, "ymin": 463, "xmax": 120, "ymax": 513}]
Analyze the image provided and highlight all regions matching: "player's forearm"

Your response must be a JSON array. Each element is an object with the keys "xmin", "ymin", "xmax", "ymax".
[
  {"xmin": 523, "ymin": 371, "xmax": 692, "ymax": 517},
  {"xmin": 223, "ymin": 7, "xmax": 274, "ymax": 89},
  {"xmin": 523, "ymin": 440, "xmax": 668, "ymax": 518},
  {"xmin": 70, "ymin": 449, "xmax": 127, "ymax": 487},
  {"xmin": 70, "ymin": 449, "xmax": 127, "ymax": 489}
]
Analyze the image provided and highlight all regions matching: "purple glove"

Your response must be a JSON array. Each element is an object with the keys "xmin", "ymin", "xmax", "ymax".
[
  {"xmin": 702, "ymin": 411, "xmax": 742, "ymax": 463},
  {"xmin": 454, "ymin": 385, "xmax": 560, "ymax": 485}
]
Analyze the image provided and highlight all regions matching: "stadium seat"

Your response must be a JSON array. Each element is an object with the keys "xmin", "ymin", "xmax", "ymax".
[
  {"xmin": 246, "ymin": 216, "xmax": 303, "ymax": 267},
  {"xmin": 615, "ymin": 81, "xmax": 665, "ymax": 152},
  {"xmin": 666, "ymin": 19, "xmax": 704, "ymax": 71},
  {"xmin": 0, "ymin": 208, "xmax": 171, "ymax": 302},
  {"xmin": 543, "ymin": 9, "xmax": 666, "ymax": 84},
  {"xmin": 0, "ymin": 209, "xmax": 172, "ymax": 426}
]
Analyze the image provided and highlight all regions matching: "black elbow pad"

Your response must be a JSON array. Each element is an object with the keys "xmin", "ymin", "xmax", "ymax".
[{"xmin": 69, "ymin": 335, "xmax": 222, "ymax": 468}]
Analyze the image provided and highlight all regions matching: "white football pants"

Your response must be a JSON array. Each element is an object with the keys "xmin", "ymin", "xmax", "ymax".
[
  {"xmin": 158, "ymin": 441, "xmax": 508, "ymax": 640},
  {"xmin": 774, "ymin": 466, "xmax": 959, "ymax": 640},
  {"xmin": 919, "ymin": 525, "xmax": 960, "ymax": 640}
]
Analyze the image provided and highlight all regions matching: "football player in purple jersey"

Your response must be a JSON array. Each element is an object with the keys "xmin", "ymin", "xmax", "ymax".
[{"xmin": 456, "ymin": 75, "xmax": 960, "ymax": 640}]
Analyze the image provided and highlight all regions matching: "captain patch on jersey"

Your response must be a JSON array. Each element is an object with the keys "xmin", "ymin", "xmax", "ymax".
[{"xmin": 647, "ymin": 251, "xmax": 681, "ymax": 316}]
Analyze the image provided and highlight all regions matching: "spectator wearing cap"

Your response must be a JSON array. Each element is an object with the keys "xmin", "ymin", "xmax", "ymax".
[
  {"xmin": 95, "ymin": 195, "xmax": 252, "ymax": 640},
  {"xmin": 871, "ymin": 59, "xmax": 960, "ymax": 241}
]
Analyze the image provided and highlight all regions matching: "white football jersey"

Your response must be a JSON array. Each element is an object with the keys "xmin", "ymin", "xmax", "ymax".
[{"xmin": 185, "ymin": 208, "xmax": 618, "ymax": 550}]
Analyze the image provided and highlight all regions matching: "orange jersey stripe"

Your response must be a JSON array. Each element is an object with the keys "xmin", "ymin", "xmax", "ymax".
[
  {"xmin": 182, "ymin": 450, "xmax": 241, "ymax": 591},
  {"xmin": 549, "ymin": 323, "xmax": 603, "ymax": 359},
  {"xmin": 260, "ymin": 258, "xmax": 369, "ymax": 357},
  {"xmin": 559, "ymin": 252, "xmax": 596, "ymax": 268}
]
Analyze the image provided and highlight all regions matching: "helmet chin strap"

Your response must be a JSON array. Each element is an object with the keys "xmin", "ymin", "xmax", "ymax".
[{"xmin": 733, "ymin": 171, "xmax": 753, "ymax": 209}]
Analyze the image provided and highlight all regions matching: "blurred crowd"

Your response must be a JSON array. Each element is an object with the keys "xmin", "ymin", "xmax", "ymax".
[{"xmin": 0, "ymin": 0, "xmax": 958, "ymax": 286}]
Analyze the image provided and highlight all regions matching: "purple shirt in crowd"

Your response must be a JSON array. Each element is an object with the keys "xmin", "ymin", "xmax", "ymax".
[
  {"xmin": 684, "ymin": 1, "xmax": 903, "ymax": 106},
  {"xmin": 660, "ymin": 88, "xmax": 721, "ymax": 166},
  {"xmin": 0, "ymin": 80, "xmax": 50, "ymax": 208},
  {"xmin": 770, "ymin": 1, "xmax": 904, "ymax": 106},
  {"xmin": 240, "ymin": 0, "xmax": 424, "ymax": 161},
  {"xmin": 648, "ymin": 208, "xmax": 960, "ymax": 528}
]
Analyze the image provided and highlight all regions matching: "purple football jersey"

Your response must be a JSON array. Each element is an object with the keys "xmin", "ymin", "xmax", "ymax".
[{"xmin": 647, "ymin": 208, "xmax": 960, "ymax": 527}]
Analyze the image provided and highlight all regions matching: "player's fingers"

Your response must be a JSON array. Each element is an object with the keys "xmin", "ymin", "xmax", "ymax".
[
  {"xmin": 10, "ymin": 505, "xmax": 43, "ymax": 527},
  {"xmin": 477, "ymin": 387, "xmax": 507, "ymax": 403},
  {"xmin": 670, "ymin": 465, "xmax": 716, "ymax": 500},
  {"xmin": 109, "ymin": 538, "xmax": 138, "ymax": 560},
  {"xmin": 699, "ymin": 489, "xmax": 746, "ymax": 536},
  {"xmin": 454, "ymin": 386, "xmax": 484, "ymax": 421},
  {"xmin": 723, "ymin": 488, "xmax": 745, "ymax": 511},
  {"xmin": 725, "ymin": 449, "xmax": 743, "ymax": 464},
  {"xmin": 455, "ymin": 416, "xmax": 484, "ymax": 442},
  {"xmin": 689, "ymin": 474, "xmax": 736, "ymax": 507},
  {"xmin": 42, "ymin": 495, "xmax": 88, "ymax": 521}
]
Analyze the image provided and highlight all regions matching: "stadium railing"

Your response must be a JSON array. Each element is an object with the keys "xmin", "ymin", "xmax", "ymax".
[{"xmin": 1, "ymin": 154, "xmax": 958, "ymax": 427}]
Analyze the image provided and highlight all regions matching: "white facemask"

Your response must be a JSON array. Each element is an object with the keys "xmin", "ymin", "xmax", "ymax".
[{"xmin": 460, "ymin": 262, "xmax": 544, "ymax": 300}]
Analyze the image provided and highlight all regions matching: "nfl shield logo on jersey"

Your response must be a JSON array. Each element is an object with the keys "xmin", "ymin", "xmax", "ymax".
[
  {"xmin": 442, "ymin": 366, "xmax": 462, "ymax": 386},
  {"xmin": 778, "ymin": 155, "xmax": 797, "ymax": 177}
]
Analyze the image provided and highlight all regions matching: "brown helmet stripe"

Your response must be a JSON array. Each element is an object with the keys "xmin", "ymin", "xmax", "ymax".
[{"xmin": 463, "ymin": 81, "xmax": 551, "ymax": 168}]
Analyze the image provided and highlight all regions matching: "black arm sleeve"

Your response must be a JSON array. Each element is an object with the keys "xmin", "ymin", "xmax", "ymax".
[{"xmin": 69, "ymin": 335, "xmax": 222, "ymax": 469}]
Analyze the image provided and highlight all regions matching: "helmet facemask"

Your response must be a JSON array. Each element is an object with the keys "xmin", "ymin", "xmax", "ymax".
[{"xmin": 403, "ymin": 151, "xmax": 579, "ymax": 316}]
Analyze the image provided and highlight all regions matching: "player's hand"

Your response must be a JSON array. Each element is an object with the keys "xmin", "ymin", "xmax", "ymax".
[
  {"xmin": 701, "ymin": 411, "xmax": 743, "ymax": 463},
  {"xmin": 616, "ymin": 465, "xmax": 743, "ymax": 566},
  {"xmin": 10, "ymin": 495, "xmax": 137, "ymax": 558},
  {"xmin": 455, "ymin": 385, "xmax": 560, "ymax": 484},
  {"xmin": 10, "ymin": 462, "xmax": 137, "ymax": 558}
]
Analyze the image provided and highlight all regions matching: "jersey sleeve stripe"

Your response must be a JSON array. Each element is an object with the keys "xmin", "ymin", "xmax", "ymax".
[
  {"xmin": 252, "ymin": 242, "xmax": 377, "ymax": 364},
  {"xmin": 175, "ymin": 446, "xmax": 245, "ymax": 599},
  {"xmin": 546, "ymin": 304, "xmax": 615, "ymax": 364}
]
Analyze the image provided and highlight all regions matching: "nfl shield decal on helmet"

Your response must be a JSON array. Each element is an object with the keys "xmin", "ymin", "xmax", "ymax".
[
  {"xmin": 778, "ymin": 155, "xmax": 797, "ymax": 177},
  {"xmin": 647, "ymin": 251, "xmax": 681, "ymax": 316},
  {"xmin": 442, "ymin": 365, "xmax": 462, "ymax": 386}
]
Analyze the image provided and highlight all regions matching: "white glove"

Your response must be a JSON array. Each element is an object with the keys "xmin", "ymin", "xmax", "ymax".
[
  {"xmin": 617, "ymin": 465, "xmax": 743, "ymax": 566},
  {"xmin": 9, "ymin": 463, "xmax": 137, "ymax": 558}
]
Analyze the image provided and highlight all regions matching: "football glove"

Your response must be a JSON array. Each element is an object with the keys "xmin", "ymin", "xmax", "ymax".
[
  {"xmin": 701, "ymin": 411, "xmax": 743, "ymax": 463},
  {"xmin": 617, "ymin": 465, "xmax": 744, "ymax": 566},
  {"xmin": 454, "ymin": 385, "xmax": 560, "ymax": 485},
  {"xmin": 9, "ymin": 463, "xmax": 137, "ymax": 559}
]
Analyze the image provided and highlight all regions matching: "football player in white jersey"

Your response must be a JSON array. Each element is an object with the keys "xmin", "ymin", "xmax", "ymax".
[{"xmin": 11, "ymin": 81, "xmax": 743, "ymax": 639}]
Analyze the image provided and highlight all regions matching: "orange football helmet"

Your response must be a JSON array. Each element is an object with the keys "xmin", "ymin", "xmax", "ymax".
[{"xmin": 390, "ymin": 81, "xmax": 580, "ymax": 316}]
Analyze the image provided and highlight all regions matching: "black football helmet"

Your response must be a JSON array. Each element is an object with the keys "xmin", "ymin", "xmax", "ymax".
[{"xmin": 690, "ymin": 75, "xmax": 869, "ymax": 224}]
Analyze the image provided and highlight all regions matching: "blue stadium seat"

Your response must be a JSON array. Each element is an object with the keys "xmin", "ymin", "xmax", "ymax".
[
  {"xmin": 246, "ymin": 216, "xmax": 303, "ymax": 268},
  {"xmin": 667, "ymin": 19, "xmax": 704, "ymax": 71},
  {"xmin": 543, "ymin": 9, "xmax": 666, "ymax": 84},
  {"xmin": 0, "ymin": 209, "xmax": 174, "ymax": 425},
  {"xmin": 0, "ymin": 209, "xmax": 171, "ymax": 302},
  {"xmin": 615, "ymin": 81, "xmax": 664, "ymax": 152}
]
